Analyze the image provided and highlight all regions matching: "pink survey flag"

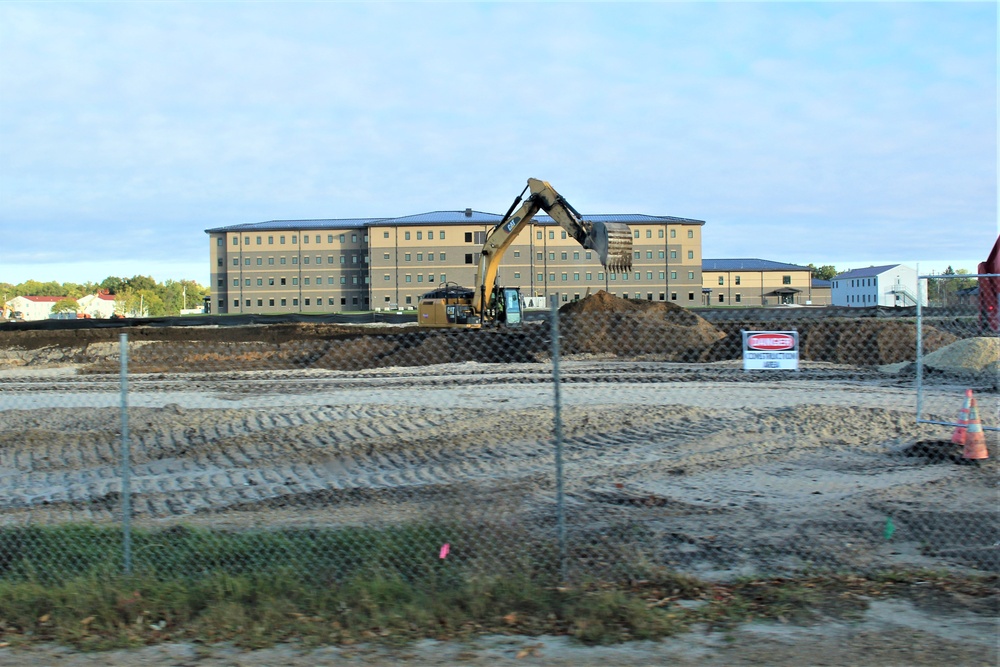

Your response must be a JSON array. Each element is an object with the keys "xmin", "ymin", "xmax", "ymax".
[{"xmin": 439, "ymin": 543, "xmax": 450, "ymax": 559}]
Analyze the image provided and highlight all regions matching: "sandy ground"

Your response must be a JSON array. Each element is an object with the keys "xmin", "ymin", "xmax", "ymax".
[{"xmin": 1, "ymin": 355, "xmax": 997, "ymax": 665}]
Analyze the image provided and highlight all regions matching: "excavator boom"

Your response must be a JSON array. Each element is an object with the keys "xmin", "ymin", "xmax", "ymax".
[{"xmin": 418, "ymin": 178, "xmax": 633, "ymax": 328}]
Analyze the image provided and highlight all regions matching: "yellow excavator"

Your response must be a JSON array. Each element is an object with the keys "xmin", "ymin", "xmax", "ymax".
[{"xmin": 417, "ymin": 178, "xmax": 633, "ymax": 328}]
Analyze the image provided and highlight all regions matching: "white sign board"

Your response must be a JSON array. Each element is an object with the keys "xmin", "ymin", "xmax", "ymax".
[{"xmin": 742, "ymin": 330, "xmax": 799, "ymax": 370}]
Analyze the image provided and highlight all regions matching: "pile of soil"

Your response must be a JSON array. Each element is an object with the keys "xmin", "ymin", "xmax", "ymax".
[
  {"xmin": 558, "ymin": 291, "xmax": 725, "ymax": 361},
  {"xmin": 0, "ymin": 293, "xmax": 985, "ymax": 372}
]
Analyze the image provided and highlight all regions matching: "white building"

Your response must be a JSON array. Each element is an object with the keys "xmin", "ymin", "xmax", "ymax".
[
  {"xmin": 3, "ymin": 295, "xmax": 66, "ymax": 321},
  {"xmin": 77, "ymin": 292, "xmax": 118, "ymax": 318},
  {"xmin": 831, "ymin": 264, "xmax": 927, "ymax": 307}
]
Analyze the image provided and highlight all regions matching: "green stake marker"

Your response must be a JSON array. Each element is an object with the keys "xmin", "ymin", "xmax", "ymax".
[{"xmin": 884, "ymin": 517, "xmax": 895, "ymax": 541}]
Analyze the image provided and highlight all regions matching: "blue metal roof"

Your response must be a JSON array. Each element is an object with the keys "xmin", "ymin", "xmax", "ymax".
[
  {"xmin": 702, "ymin": 258, "xmax": 811, "ymax": 272},
  {"xmin": 205, "ymin": 218, "xmax": 382, "ymax": 233},
  {"xmin": 812, "ymin": 278, "xmax": 832, "ymax": 288},
  {"xmin": 833, "ymin": 264, "xmax": 902, "ymax": 280},
  {"xmin": 206, "ymin": 211, "xmax": 704, "ymax": 234}
]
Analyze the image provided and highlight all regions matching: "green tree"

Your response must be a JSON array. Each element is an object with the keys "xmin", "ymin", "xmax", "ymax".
[
  {"xmin": 126, "ymin": 275, "xmax": 157, "ymax": 293},
  {"xmin": 51, "ymin": 297, "xmax": 79, "ymax": 313},
  {"xmin": 807, "ymin": 264, "xmax": 838, "ymax": 281},
  {"xmin": 100, "ymin": 276, "xmax": 127, "ymax": 295}
]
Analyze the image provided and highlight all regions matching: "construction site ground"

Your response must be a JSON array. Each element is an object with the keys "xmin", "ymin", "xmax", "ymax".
[{"xmin": 0, "ymin": 295, "xmax": 997, "ymax": 665}]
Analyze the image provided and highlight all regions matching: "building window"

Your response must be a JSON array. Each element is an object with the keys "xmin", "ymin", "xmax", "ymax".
[
  {"xmin": 232, "ymin": 237, "xmax": 239, "ymax": 246},
  {"xmin": 232, "ymin": 258, "xmax": 239, "ymax": 266},
  {"xmin": 340, "ymin": 234, "xmax": 346, "ymax": 243},
  {"xmin": 304, "ymin": 278, "xmax": 310, "ymax": 285},
  {"xmin": 352, "ymin": 234, "xmax": 357, "ymax": 243},
  {"xmin": 561, "ymin": 273, "xmax": 568, "ymax": 281},
  {"xmin": 269, "ymin": 299, "xmax": 275, "ymax": 306},
  {"xmin": 671, "ymin": 292, "xmax": 677, "ymax": 301},
  {"xmin": 417, "ymin": 253, "xmax": 423, "ymax": 261},
  {"xmin": 671, "ymin": 271, "xmax": 677, "ymax": 279},
  {"xmin": 586, "ymin": 273, "xmax": 592, "ymax": 280},
  {"xmin": 268, "ymin": 236, "xmax": 274, "ymax": 244},
  {"xmin": 383, "ymin": 231, "xmax": 389, "ymax": 239},
  {"xmin": 268, "ymin": 257, "xmax": 274, "ymax": 265},
  {"xmin": 292, "ymin": 278, "xmax": 298, "ymax": 285},
  {"xmin": 417, "ymin": 275, "xmax": 423, "ymax": 283},
  {"xmin": 688, "ymin": 250, "xmax": 694, "ymax": 259},
  {"xmin": 281, "ymin": 298, "xmax": 287, "ymax": 306},
  {"xmin": 549, "ymin": 231, "xmax": 555, "ymax": 240},
  {"xmin": 328, "ymin": 235, "xmax": 334, "ymax": 243},
  {"xmin": 232, "ymin": 279, "xmax": 239, "ymax": 286},
  {"xmin": 245, "ymin": 279, "xmax": 251, "ymax": 286},
  {"xmin": 304, "ymin": 298, "xmax": 310, "ymax": 306},
  {"xmin": 633, "ymin": 230, "xmax": 640, "ymax": 238},
  {"xmin": 670, "ymin": 229, "xmax": 676, "ymax": 238},
  {"xmin": 405, "ymin": 275, "xmax": 411, "ymax": 283},
  {"xmin": 718, "ymin": 294, "xmax": 724, "ymax": 303},
  {"xmin": 688, "ymin": 292, "xmax": 694, "ymax": 300},
  {"xmin": 329, "ymin": 298, "xmax": 335, "ymax": 305},
  {"xmin": 416, "ymin": 231, "xmax": 422, "ymax": 240},
  {"xmin": 718, "ymin": 276, "xmax": 724, "ymax": 285},
  {"xmin": 688, "ymin": 271, "xmax": 695, "ymax": 279},
  {"xmin": 659, "ymin": 272, "xmax": 665, "ymax": 279},
  {"xmin": 303, "ymin": 257, "xmax": 310, "ymax": 264},
  {"xmin": 465, "ymin": 254, "xmax": 474, "ymax": 264},
  {"xmin": 574, "ymin": 273, "xmax": 580, "ymax": 281},
  {"xmin": 292, "ymin": 298, "xmax": 298, "ymax": 306},
  {"xmin": 549, "ymin": 252, "xmax": 556, "ymax": 261},
  {"xmin": 280, "ymin": 236, "xmax": 286, "ymax": 244},
  {"xmin": 646, "ymin": 229, "xmax": 652, "ymax": 238},
  {"xmin": 233, "ymin": 299, "xmax": 239, "ymax": 307},
  {"xmin": 783, "ymin": 275, "xmax": 792, "ymax": 285},
  {"xmin": 291, "ymin": 236, "xmax": 297, "ymax": 244},
  {"xmin": 735, "ymin": 294, "xmax": 742, "ymax": 303},
  {"xmin": 537, "ymin": 273, "xmax": 544, "ymax": 282},
  {"xmin": 280, "ymin": 257, "xmax": 286, "ymax": 265},
  {"xmin": 257, "ymin": 278, "xmax": 263, "ymax": 286},
  {"xmin": 561, "ymin": 252, "xmax": 567, "ymax": 260},
  {"xmin": 384, "ymin": 274, "xmax": 391, "ymax": 281},
  {"xmin": 735, "ymin": 276, "xmax": 741, "ymax": 285},
  {"xmin": 688, "ymin": 230, "xmax": 693, "ymax": 238},
  {"xmin": 670, "ymin": 250, "xmax": 677, "ymax": 259},
  {"xmin": 303, "ymin": 235, "xmax": 309, "ymax": 244},
  {"xmin": 405, "ymin": 253, "xmax": 411, "ymax": 262},
  {"xmin": 280, "ymin": 278, "xmax": 286, "ymax": 285},
  {"xmin": 405, "ymin": 231, "xmax": 411, "ymax": 240}
]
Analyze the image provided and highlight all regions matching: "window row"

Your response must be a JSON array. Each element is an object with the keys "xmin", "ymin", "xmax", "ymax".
[
  {"xmin": 228, "ymin": 255, "xmax": 367, "ymax": 267},
  {"xmin": 225, "ymin": 276, "xmax": 371, "ymax": 287},
  {"xmin": 229, "ymin": 296, "xmax": 372, "ymax": 308},
  {"xmin": 225, "ymin": 233, "xmax": 367, "ymax": 246}
]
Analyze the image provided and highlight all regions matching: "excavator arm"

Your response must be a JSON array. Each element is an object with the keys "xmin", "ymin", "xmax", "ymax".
[{"xmin": 472, "ymin": 178, "xmax": 633, "ymax": 315}]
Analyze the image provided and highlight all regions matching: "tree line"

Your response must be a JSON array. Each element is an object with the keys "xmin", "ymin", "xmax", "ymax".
[{"xmin": 1, "ymin": 276, "xmax": 210, "ymax": 317}]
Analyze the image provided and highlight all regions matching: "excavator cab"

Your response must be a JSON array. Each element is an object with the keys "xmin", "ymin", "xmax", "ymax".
[{"xmin": 490, "ymin": 285, "xmax": 522, "ymax": 326}]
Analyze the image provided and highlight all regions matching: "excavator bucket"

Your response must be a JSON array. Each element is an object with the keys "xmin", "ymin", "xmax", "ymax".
[{"xmin": 588, "ymin": 221, "xmax": 634, "ymax": 273}]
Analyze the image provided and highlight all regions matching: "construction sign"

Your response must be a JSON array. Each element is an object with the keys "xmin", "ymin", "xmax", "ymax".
[{"xmin": 742, "ymin": 330, "xmax": 799, "ymax": 371}]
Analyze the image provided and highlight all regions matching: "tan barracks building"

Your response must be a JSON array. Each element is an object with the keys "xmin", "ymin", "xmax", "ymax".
[{"xmin": 206, "ymin": 210, "xmax": 706, "ymax": 314}]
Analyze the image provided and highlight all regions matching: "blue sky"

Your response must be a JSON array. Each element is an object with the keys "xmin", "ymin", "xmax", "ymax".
[{"xmin": 1, "ymin": 1, "xmax": 996, "ymax": 286}]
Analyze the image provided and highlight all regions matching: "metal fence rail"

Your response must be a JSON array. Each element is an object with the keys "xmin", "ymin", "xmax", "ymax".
[{"xmin": 0, "ymin": 295, "xmax": 996, "ymax": 586}]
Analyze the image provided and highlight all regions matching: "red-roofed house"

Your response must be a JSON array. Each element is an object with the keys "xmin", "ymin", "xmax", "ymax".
[
  {"xmin": 3, "ymin": 295, "xmax": 67, "ymax": 321},
  {"xmin": 77, "ymin": 291, "xmax": 118, "ymax": 319}
]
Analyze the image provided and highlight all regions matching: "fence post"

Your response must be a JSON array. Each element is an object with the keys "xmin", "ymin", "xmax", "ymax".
[
  {"xmin": 915, "ymin": 265, "xmax": 923, "ymax": 423},
  {"xmin": 119, "ymin": 333, "xmax": 132, "ymax": 575},
  {"xmin": 549, "ymin": 296, "xmax": 567, "ymax": 583}
]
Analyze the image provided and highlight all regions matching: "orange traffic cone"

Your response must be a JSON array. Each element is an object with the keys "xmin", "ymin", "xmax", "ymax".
[
  {"xmin": 962, "ymin": 397, "xmax": 989, "ymax": 461},
  {"xmin": 951, "ymin": 389, "xmax": 973, "ymax": 446}
]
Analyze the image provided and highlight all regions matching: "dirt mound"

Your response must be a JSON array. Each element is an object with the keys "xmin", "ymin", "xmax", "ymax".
[
  {"xmin": 923, "ymin": 337, "xmax": 999, "ymax": 373},
  {"xmin": 558, "ymin": 291, "xmax": 725, "ymax": 360}
]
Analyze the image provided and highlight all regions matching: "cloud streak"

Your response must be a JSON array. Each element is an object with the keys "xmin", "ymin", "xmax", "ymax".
[{"xmin": 0, "ymin": 2, "xmax": 995, "ymax": 282}]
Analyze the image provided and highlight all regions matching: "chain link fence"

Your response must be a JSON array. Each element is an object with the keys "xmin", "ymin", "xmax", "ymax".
[{"xmin": 0, "ymin": 292, "xmax": 996, "ymax": 589}]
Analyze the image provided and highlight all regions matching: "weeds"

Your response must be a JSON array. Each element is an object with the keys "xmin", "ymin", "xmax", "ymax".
[{"xmin": 0, "ymin": 524, "xmax": 995, "ymax": 649}]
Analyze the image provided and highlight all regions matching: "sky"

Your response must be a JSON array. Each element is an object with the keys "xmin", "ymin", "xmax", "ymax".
[{"xmin": 1, "ymin": 1, "xmax": 996, "ymax": 287}]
